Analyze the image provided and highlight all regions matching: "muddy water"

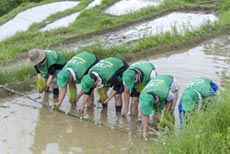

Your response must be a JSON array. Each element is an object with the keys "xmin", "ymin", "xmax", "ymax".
[
  {"xmin": 0, "ymin": 1, "xmax": 79, "ymax": 41},
  {"xmin": 41, "ymin": 0, "xmax": 103, "ymax": 31},
  {"xmin": 104, "ymin": 0, "xmax": 163, "ymax": 16},
  {"xmin": 40, "ymin": 12, "xmax": 81, "ymax": 31},
  {"xmin": 65, "ymin": 12, "xmax": 217, "ymax": 51},
  {"xmin": 0, "ymin": 34, "xmax": 229, "ymax": 153}
]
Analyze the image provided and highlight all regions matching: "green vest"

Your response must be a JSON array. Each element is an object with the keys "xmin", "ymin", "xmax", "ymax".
[
  {"xmin": 141, "ymin": 75, "xmax": 173, "ymax": 110},
  {"xmin": 130, "ymin": 61, "xmax": 155, "ymax": 92},
  {"xmin": 89, "ymin": 57, "xmax": 124, "ymax": 84},
  {"xmin": 62, "ymin": 51, "xmax": 98, "ymax": 84},
  {"xmin": 186, "ymin": 78, "xmax": 212, "ymax": 98},
  {"xmin": 36, "ymin": 50, "xmax": 66, "ymax": 79}
]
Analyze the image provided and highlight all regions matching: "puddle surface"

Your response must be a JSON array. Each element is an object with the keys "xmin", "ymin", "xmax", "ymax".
[
  {"xmin": 41, "ymin": 0, "xmax": 102, "ymax": 31},
  {"xmin": 104, "ymin": 0, "xmax": 163, "ymax": 16},
  {"xmin": 0, "ymin": 34, "xmax": 229, "ymax": 153},
  {"xmin": 0, "ymin": 1, "xmax": 79, "ymax": 41},
  {"xmin": 85, "ymin": 0, "xmax": 103, "ymax": 9},
  {"xmin": 40, "ymin": 12, "xmax": 81, "ymax": 31},
  {"xmin": 65, "ymin": 12, "xmax": 217, "ymax": 51}
]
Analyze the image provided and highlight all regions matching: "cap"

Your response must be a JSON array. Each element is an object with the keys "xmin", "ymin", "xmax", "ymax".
[
  {"xmin": 140, "ymin": 92, "xmax": 154, "ymax": 115},
  {"xmin": 122, "ymin": 69, "xmax": 135, "ymax": 89},
  {"xmin": 27, "ymin": 49, "xmax": 45, "ymax": 66},
  {"xmin": 57, "ymin": 70, "xmax": 71, "ymax": 88},
  {"xmin": 81, "ymin": 74, "xmax": 95, "ymax": 93},
  {"xmin": 181, "ymin": 89, "xmax": 198, "ymax": 111}
]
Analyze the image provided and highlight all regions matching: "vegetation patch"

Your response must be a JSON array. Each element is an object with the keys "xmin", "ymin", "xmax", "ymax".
[{"xmin": 155, "ymin": 83, "xmax": 230, "ymax": 154}]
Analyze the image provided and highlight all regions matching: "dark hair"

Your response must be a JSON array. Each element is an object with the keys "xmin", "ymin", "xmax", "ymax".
[{"xmin": 90, "ymin": 73, "xmax": 97, "ymax": 81}]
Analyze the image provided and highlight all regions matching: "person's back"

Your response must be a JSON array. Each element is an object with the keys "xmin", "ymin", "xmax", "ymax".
[
  {"xmin": 27, "ymin": 49, "xmax": 67, "ymax": 99},
  {"xmin": 139, "ymin": 75, "xmax": 178, "ymax": 138},
  {"xmin": 79, "ymin": 57, "xmax": 129, "ymax": 113},
  {"xmin": 122, "ymin": 61, "xmax": 157, "ymax": 116},
  {"xmin": 178, "ymin": 77, "xmax": 219, "ymax": 126},
  {"xmin": 88, "ymin": 57, "xmax": 127, "ymax": 85},
  {"xmin": 59, "ymin": 51, "xmax": 99, "ymax": 84},
  {"xmin": 35, "ymin": 50, "xmax": 66, "ymax": 79},
  {"xmin": 54, "ymin": 51, "xmax": 99, "ymax": 107}
]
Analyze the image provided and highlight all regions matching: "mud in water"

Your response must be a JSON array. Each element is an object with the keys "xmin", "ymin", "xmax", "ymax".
[
  {"xmin": 0, "ymin": 1, "xmax": 79, "ymax": 41},
  {"xmin": 63, "ymin": 11, "xmax": 217, "ymax": 51},
  {"xmin": 0, "ymin": 33, "xmax": 229, "ymax": 154},
  {"xmin": 104, "ymin": 0, "xmax": 163, "ymax": 16}
]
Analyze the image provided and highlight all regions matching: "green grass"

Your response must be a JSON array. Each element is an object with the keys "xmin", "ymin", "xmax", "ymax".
[
  {"xmin": 0, "ymin": 64, "xmax": 34, "ymax": 85},
  {"xmin": 0, "ymin": 0, "xmax": 229, "ymax": 85},
  {"xmin": 155, "ymin": 83, "xmax": 230, "ymax": 154}
]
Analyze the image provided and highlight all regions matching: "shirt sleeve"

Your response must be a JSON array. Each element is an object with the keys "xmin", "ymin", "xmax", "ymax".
[
  {"xmin": 48, "ymin": 65, "xmax": 56, "ymax": 75},
  {"xmin": 150, "ymin": 70, "xmax": 158, "ymax": 79},
  {"xmin": 210, "ymin": 82, "xmax": 218, "ymax": 96},
  {"xmin": 167, "ymin": 90, "xmax": 174, "ymax": 102},
  {"xmin": 196, "ymin": 92, "xmax": 203, "ymax": 110},
  {"xmin": 35, "ymin": 66, "xmax": 40, "ymax": 73}
]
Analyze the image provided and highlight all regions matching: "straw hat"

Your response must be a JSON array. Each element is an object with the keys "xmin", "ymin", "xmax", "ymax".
[{"xmin": 27, "ymin": 49, "xmax": 45, "ymax": 66}]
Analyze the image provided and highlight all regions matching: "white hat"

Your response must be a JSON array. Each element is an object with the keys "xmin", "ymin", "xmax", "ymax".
[{"xmin": 27, "ymin": 49, "xmax": 45, "ymax": 66}]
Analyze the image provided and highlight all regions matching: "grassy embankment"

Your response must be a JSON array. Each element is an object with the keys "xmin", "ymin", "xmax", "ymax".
[
  {"xmin": 0, "ymin": 0, "xmax": 229, "ymax": 86},
  {"xmin": 154, "ymin": 81, "xmax": 230, "ymax": 154}
]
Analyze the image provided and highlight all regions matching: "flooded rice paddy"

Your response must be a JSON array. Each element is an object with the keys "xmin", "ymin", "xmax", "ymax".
[
  {"xmin": 40, "ymin": 12, "xmax": 81, "ymax": 32},
  {"xmin": 0, "ymin": 1, "xmax": 79, "ymax": 41},
  {"xmin": 0, "ymin": 33, "xmax": 229, "ymax": 154},
  {"xmin": 104, "ymin": 0, "xmax": 163, "ymax": 16},
  {"xmin": 41, "ymin": 0, "xmax": 103, "ymax": 31},
  {"xmin": 64, "ymin": 12, "xmax": 217, "ymax": 51}
]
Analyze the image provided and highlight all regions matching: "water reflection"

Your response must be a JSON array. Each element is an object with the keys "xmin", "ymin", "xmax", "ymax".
[
  {"xmin": 0, "ymin": 94, "xmax": 41, "ymax": 154},
  {"xmin": 104, "ymin": 0, "xmax": 163, "ymax": 16}
]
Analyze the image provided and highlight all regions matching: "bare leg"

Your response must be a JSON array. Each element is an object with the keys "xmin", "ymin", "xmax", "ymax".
[
  {"xmin": 115, "ymin": 93, "xmax": 122, "ymax": 106},
  {"xmin": 115, "ymin": 94, "xmax": 122, "ymax": 112},
  {"xmin": 130, "ymin": 97, "xmax": 139, "ymax": 115},
  {"xmin": 87, "ymin": 91, "xmax": 94, "ymax": 108},
  {"xmin": 141, "ymin": 114, "xmax": 149, "ymax": 138}
]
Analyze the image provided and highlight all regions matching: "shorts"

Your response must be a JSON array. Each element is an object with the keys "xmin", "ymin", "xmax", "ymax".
[
  {"xmin": 130, "ymin": 88, "xmax": 140, "ymax": 97},
  {"xmin": 116, "ymin": 83, "xmax": 124, "ymax": 94}
]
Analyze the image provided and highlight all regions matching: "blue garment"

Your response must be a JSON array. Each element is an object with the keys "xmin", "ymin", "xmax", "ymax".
[
  {"xmin": 178, "ymin": 82, "xmax": 218, "ymax": 127},
  {"xmin": 210, "ymin": 81, "xmax": 218, "ymax": 96},
  {"xmin": 178, "ymin": 101, "xmax": 185, "ymax": 127}
]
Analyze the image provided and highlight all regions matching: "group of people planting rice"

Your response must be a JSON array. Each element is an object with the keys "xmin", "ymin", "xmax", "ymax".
[{"xmin": 27, "ymin": 49, "xmax": 219, "ymax": 138}]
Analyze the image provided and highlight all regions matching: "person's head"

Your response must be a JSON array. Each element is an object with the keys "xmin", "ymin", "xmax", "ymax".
[
  {"xmin": 181, "ymin": 89, "xmax": 198, "ymax": 112},
  {"xmin": 140, "ymin": 92, "xmax": 155, "ymax": 115},
  {"xmin": 27, "ymin": 49, "xmax": 46, "ymax": 66},
  {"xmin": 122, "ymin": 69, "xmax": 137, "ymax": 89},
  {"xmin": 81, "ymin": 74, "xmax": 97, "ymax": 93},
  {"xmin": 57, "ymin": 70, "xmax": 71, "ymax": 88}
]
